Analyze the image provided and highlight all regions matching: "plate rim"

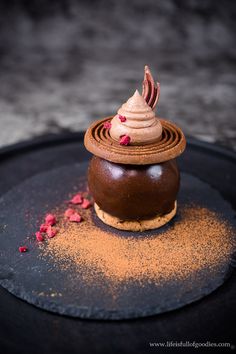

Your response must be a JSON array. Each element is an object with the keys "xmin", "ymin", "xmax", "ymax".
[{"xmin": 0, "ymin": 133, "xmax": 235, "ymax": 163}]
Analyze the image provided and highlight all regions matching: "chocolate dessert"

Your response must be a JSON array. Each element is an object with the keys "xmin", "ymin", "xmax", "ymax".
[{"xmin": 84, "ymin": 66, "xmax": 186, "ymax": 231}]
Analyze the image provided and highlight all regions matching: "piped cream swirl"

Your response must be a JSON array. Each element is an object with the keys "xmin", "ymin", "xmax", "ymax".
[{"xmin": 110, "ymin": 90, "xmax": 162, "ymax": 145}]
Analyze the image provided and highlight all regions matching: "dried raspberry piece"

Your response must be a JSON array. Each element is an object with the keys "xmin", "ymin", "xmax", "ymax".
[
  {"xmin": 119, "ymin": 135, "xmax": 131, "ymax": 146},
  {"xmin": 103, "ymin": 121, "xmax": 112, "ymax": 129},
  {"xmin": 36, "ymin": 231, "xmax": 44, "ymax": 242},
  {"xmin": 118, "ymin": 115, "xmax": 126, "ymax": 122},
  {"xmin": 81, "ymin": 198, "xmax": 92, "ymax": 209},
  {"xmin": 40, "ymin": 223, "xmax": 48, "ymax": 233},
  {"xmin": 70, "ymin": 193, "xmax": 83, "ymax": 205},
  {"xmin": 19, "ymin": 246, "xmax": 28, "ymax": 253},
  {"xmin": 69, "ymin": 213, "xmax": 82, "ymax": 223},
  {"xmin": 64, "ymin": 208, "xmax": 75, "ymax": 218},
  {"xmin": 45, "ymin": 213, "xmax": 56, "ymax": 226},
  {"xmin": 46, "ymin": 225, "xmax": 58, "ymax": 238}
]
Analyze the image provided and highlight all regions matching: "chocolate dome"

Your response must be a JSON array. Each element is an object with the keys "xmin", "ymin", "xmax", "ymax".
[{"xmin": 88, "ymin": 156, "xmax": 180, "ymax": 220}]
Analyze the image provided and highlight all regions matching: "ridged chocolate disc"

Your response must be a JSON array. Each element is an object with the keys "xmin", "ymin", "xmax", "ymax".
[{"xmin": 84, "ymin": 117, "xmax": 186, "ymax": 164}]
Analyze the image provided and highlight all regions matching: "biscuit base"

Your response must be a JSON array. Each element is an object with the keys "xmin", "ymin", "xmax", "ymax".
[{"xmin": 94, "ymin": 202, "xmax": 177, "ymax": 231}]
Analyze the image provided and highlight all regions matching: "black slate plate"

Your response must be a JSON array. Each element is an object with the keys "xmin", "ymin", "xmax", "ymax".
[
  {"xmin": 0, "ymin": 134, "xmax": 235, "ymax": 353},
  {"xmin": 0, "ymin": 164, "xmax": 235, "ymax": 320}
]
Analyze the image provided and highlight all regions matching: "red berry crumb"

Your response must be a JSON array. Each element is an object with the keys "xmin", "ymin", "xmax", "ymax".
[
  {"xmin": 64, "ymin": 208, "xmax": 75, "ymax": 218},
  {"xmin": 69, "ymin": 213, "xmax": 82, "ymax": 223},
  {"xmin": 70, "ymin": 193, "xmax": 83, "ymax": 205},
  {"xmin": 46, "ymin": 225, "xmax": 58, "ymax": 238},
  {"xmin": 119, "ymin": 135, "xmax": 131, "ymax": 146},
  {"xmin": 103, "ymin": 121, "xmax": 112, "ymax": 129},
  {"xmin": 19, "ymin": 246, "xmax": 28, "ymax": 253},
  {"xmin": 36, "ymin": 231, "xmax": 44, "ymax": 242},
  {"xmin": 45, "ymin": 213, "xmax": 56, "ymax": 226},
  {"xmin": 40, "ymin": 223, "xmax": 48, "ymax": 233},
  {"xmin": 118, "ymin": 115, "xmax": 127, "ymax": 122},
  {"xmin": 81, "ymin": 198, "xmax": 92, "ymax": 209}
]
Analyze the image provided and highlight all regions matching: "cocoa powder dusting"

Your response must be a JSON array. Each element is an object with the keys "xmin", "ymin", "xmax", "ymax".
[{"xmin": 40, "ymin": 206, "xmax": 234, "ymax": 285}]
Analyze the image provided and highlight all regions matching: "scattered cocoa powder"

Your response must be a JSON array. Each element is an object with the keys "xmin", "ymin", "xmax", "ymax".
[{"xmin": 39, "ymin": 206, "xmax": 235, "ymax": 285}]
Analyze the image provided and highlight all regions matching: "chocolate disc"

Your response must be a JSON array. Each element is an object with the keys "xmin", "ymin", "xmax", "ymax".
[{"xmin": 84, "ymin": 117, "xmax": 186, "ymax": 165}]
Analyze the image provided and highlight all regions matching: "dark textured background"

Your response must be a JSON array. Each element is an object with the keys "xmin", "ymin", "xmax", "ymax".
[
  {"xmin": 0, "ymin": 3, "xmax": 236, "ymax": 353},
  {"xmin": 0, "ymin": 0, "xmax": 235, "ymax": 149}
]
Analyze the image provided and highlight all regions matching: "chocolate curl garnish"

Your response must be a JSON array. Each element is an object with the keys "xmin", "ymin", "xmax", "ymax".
[{"xmin": 142, "ymin": 65, "xmax": 160, "ymax": 110}]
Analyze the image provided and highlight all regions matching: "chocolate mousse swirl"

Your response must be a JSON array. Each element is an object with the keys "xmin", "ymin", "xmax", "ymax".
[
  {"xmin": 142, "ymin": 65, "xmax": 160, "ymax": 109},
  {"xmin": 110, "ymin": 90, "xmax": 162, "ymax": 145}
]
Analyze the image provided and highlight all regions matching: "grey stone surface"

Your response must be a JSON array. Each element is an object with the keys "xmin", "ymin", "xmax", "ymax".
[{"xmin": 0, "ymin": 0, "xmax": 235, "ymax": 149}]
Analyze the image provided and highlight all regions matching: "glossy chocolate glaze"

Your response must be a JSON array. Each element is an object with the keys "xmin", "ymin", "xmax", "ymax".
[{"xmin": 88, "ymin": 156, "xmax": 180, "ymax": 220}]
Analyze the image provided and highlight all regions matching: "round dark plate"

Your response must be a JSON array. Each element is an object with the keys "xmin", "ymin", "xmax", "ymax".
[
  {"xmin": 0, "ymin": 166, "xmax": 235, "ymax": 320},
  {"xmin": 0, "ymin": 134, "xmax": 235, "ymax": 353}
]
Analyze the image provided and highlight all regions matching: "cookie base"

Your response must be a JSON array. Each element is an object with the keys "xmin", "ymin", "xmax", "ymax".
[{"xmin": 94, "ymin": 202, "xmax": 177, "ymax": 231}]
